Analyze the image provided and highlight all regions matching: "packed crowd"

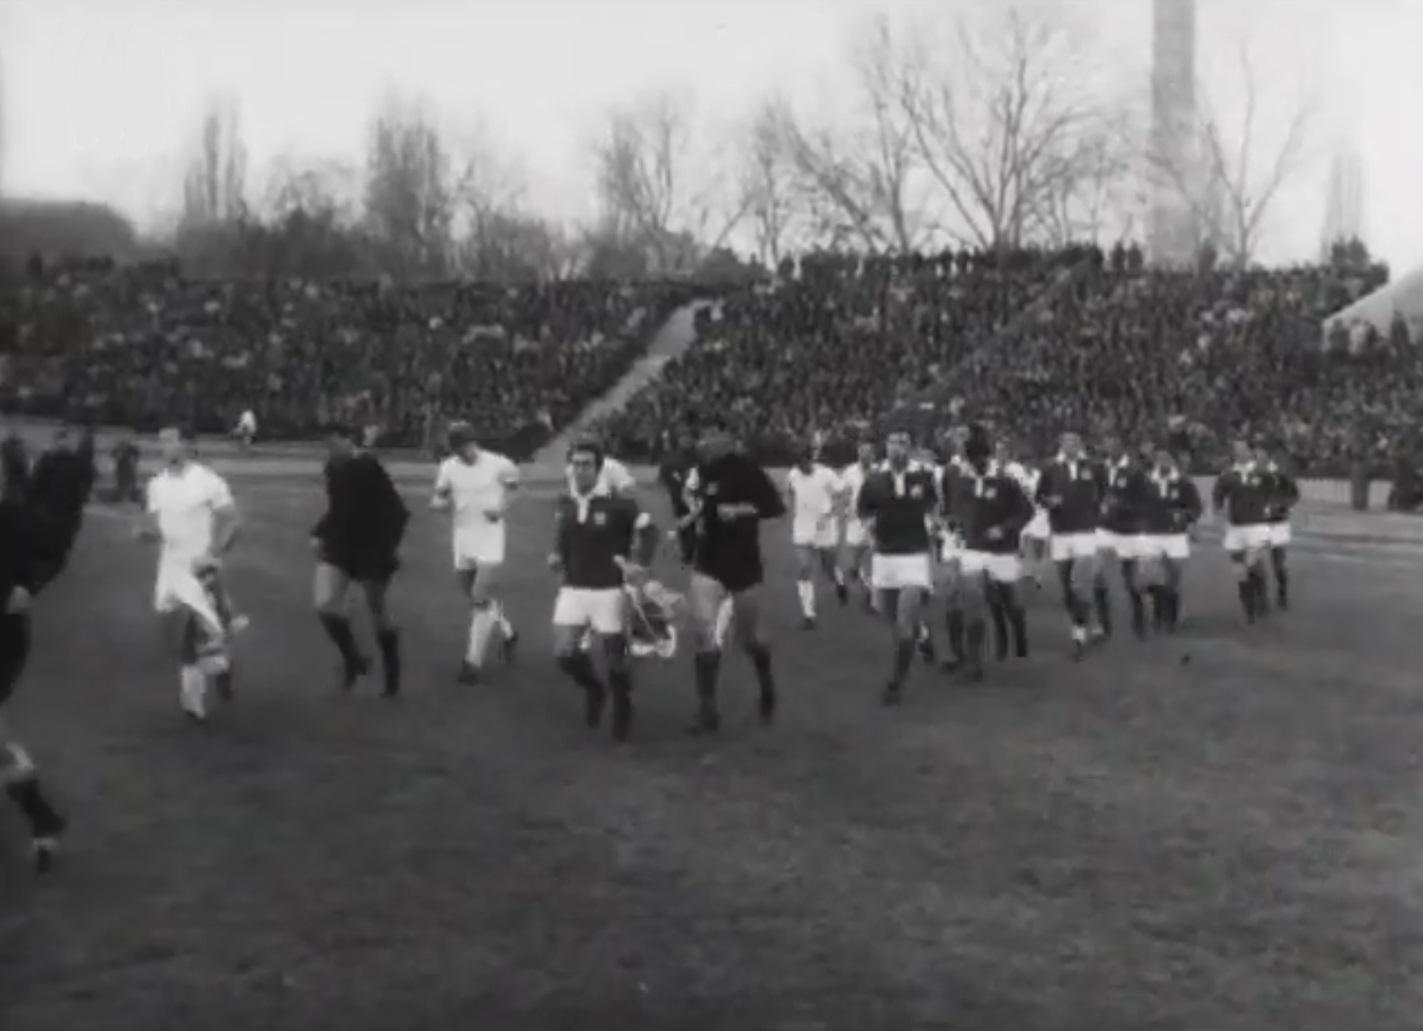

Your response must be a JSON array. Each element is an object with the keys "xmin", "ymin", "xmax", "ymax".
[
  {"xmin": 0, "ymin": 257, "xmax": 688, "ymax": 457},
  {"xmin": 596, "ymin": 246, "xmax": 1400, "ymax": 476}
]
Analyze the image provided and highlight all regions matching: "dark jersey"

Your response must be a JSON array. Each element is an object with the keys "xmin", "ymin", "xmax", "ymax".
[
  {"xmin": 1259, "ymin": 464, "xmax": 1299, "ymax": 524},
  {"xmin": 313, "ymin": 452, "xmax": 410, "ymax": 560},
  {"xmin": 858, "ymin": 462, "xmax": 937, "ymax": 555},
  {"xmin": 946, "ymin": 464, "xmax": 1034, "ymax": 553},
  {"xmin": 658, "ymin": 452, "xmax": 695, "ymax": 519},
  {"xmin": 555, "ymin": 492, "xmax": 646, "ymax": 590},
  {"xmin": 1140, "ymin": 472, "xmax": 1203, "ymax": 535},
  {"xmin": 1212, "ymin": 466, "xmax": 1270, "ymax": 527},
  {"xmin": 1035, "ymin": 458, "xmax": 1107, "ymax": 535},
  {"xmin": 1100, "ymin": 460, "xmax": 1153, "ymax": 535},
  {"xmin": 31, "ymin": 450, "xmax": 89, "ymax": 529},
  {"xmin": 0, "ymin": 495, "xmax": 37, "ymax": 602},
  {"xmin": 113, "ymin": 441, "xmax": 140, "ymax": 488},
  {"xmin": 688, "ymin": 453, "xmax": 784, "ymax": 589}
]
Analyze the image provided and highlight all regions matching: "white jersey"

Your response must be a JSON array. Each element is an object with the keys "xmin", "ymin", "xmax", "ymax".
[
  {"xmin": 1001, "ymin": 460, "xmax": 1036, "ymax": 496},
  {"xmin": 236, "ymin": 409, "xmax": 257, "ymax": 434},
  {"xmin": 566, "ymin": 455, "xmax": 635, "ymax": 496},
  {"xmin": 839, "ymin": 462, "xmax": 875, "ymax": 515},
  {"xmin": 434, "ymin": 451, "xmax": 521, "ymax": 533},
  {"xmin": 787, "ymin": 464, "xmax": 842, "ymax": 520},
  {"xmin": 146, "ymin": 462, "xmax": 235, "ymax": 567}
]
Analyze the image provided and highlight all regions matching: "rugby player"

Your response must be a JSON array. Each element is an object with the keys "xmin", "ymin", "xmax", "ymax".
[
  {"xmin": 0, "ymin": 441, "xmax": 67, "ymax": 871},
  {"xmin": 233, "ymin": 408, "xmax": 257, "ymax": 451},
  {"xmin": 312, "ymin": 424, "xmax": 409, "ymax": 696},
  {"xmin": 549, "ymin": 442, "xmax": 659, "ymax": 741},
  {"xmin": 657, "ymin": 429, "xmax": 699, "ymax": 566},
  {"xmin": 30, "ymin": 424, "xmax": 92, "ymax": 591},
  {"xmin": 1138, "ymin": 448, "xmax": 1202, "ymax": 632},
  {"xmin": 1256, "ymin": 442, "xmax": 1299, "ymax": 611},
  {"xmin": 1035, "ymin": 431, "xmax": 1109, "ymax": 659},
  {"xmin": 1098, "ymin": 437, "xmax": 1154, "ymax": 639},
  {"xmin": 139, "ymin": 426, "xmax": 242, "ymax": 720},
  {"xmin": 948, "ymin": 424, "xmax": 1034, "ymax": 677},
  {"xmin": 431, "ymin": 422, "xmax": 521, "ymax": 684},
  {"xmin": 934, "ymin": 437, "xmax": 970, "ymax": 671},
  {"xmin": 785, "ymin": 447, "xmax": 844, "ymax": 628},
  {"xmin": 684, "ymin": 419, "xmax": 785, "ymax": 734},
  {"xmin": 999, "ymin": 440, "xmax": 1049, "ymax": 587},
  {"xmin": 567, "ymin": 435, "xmax": 636, "ymax": 497},
  {"xmin": 1212, "ymin": 440, "xmax": 1273, "ymax": 623},
  {"xmin": 837, "ymin": 441, "xmax": 878, "ymax": 610},
  {"xmin": 858, "ymin": 428, "xmax": 939, "ymax": 705},
  {"xmin": 111, "ymin": 433, "xmax": 143, "ymax": 504}
]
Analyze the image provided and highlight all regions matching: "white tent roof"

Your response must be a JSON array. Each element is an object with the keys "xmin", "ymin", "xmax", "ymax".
[{"xmin": 1323, "ymin": 263, "xmax": 1423, "ymax": 341}]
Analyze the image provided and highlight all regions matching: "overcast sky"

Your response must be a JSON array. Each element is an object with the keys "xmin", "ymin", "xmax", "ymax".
[{"xmin": 1, "ymin": 0, "xmax": 1415, "ymax": 268}]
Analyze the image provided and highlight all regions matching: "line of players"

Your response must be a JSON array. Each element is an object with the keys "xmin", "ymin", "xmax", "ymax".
[{"xmin": 780, "ymin": 425, "xmax": 1299, "ymax": 701}]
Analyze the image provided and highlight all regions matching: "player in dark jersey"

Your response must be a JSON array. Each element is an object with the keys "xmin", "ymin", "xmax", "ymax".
[
  {"xmin": 658, "ymin": 430, "xmax": 698, "ymax": 565},
  {"xmin": 312, "ymin": 424, "xmax": 410, "ymax": 696},
  {"xmin": 943, "ymin": 424, "xmax": 1034, "ymax": 679},
  {"xmin": 0, "ymin": 443, "xmax": 67, "ymax": 871},
  {"xmin": 1035, "ymin": 431, "xmax": 1110, "ymax": 659},
  {"xmin": 684, "ymin": 419, "xmax": 785, "ymax": 734},
  {"xmin": 1137, "ymin": 448, "xmax": 1202, "ymax": 632},
  {"xmin": 1097, "ymin": 436, "xmax": 1155, "ymax": 639},
  {"xmin": 29, "ymin": 425, "xmax": 91, "ymax": 591},
  {"xmin": 858, "ymin": 428, "xmax": 939, "ymax": 705},
  {"xmin": 550, "ymin": 442, "xmax": 660, "ymax": 740},
  {"xmin": 111, "ymin": 434, "xmax": 143, "ymax": 504},
  {"xmin": 1212, "ymin": 440, "xmax": 1273, "ymax": 623},
  {"xmin": 1255, "ymin": 442, "xmax": 1300, "ymax": 611}
]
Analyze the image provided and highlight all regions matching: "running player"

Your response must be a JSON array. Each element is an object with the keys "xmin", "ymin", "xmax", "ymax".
[
  {"xmin": 1036, "ymin": 431, "xmax": 1109, "ymax": 659},
  {"xmin": 1213, "ymin": 440, "xmax": 1273, "ymax": 623},
  {"xmin": 934, "ymin": 435, "xmax": 970, "ymax": 671},
  {"xmin": 111, "ymin": 433, "xmax": 143, "ymax": 504},
  {"xmin": 658, "ymin": 429, "xmax": 698, "ymax": 566},
  {"xmin": 947, "ymin": 424, "xmax": 1034, "ymax": 677},
  {"xmin": 233, "ymin": 408, "xmax": 257, "ymax": 451},
  {"xmin": 567, "ymin": 435, "xmax": 636, "ymax": 497},
  {"xmin": 312, "ymin": 424, "xmax": 409, "ymax": 696},
  {"xmin": 786, "ymin": 447, "xmax": 843, "ymax": 628},
  {"xmin": 0, "ymin": 442, "xmax": 67, "ymax": 870},
  {"xmin": 1002, "ymin": 441, "xmax": 1049, "ymax": 587},
  {"xmin": 858, "ymin": 428, "xmax": 939, "ymax": 705},
  {"xmin": 683, "ymin": 419, "xmax": 785, "ymax": 734},
  {"xmin": 1256, "ymin": 442, "xmax": 1299, "ymax": 611},
  {"xmin": 837, "ymin": 441, "xmax": 878, "ymax": 610},
  {"xmin": 549, "ymin": 442, "xmax": 660, "ymax": 741},
  {"xmin": 1097, "ymin": 437, "xmax": 1153, "ymax": 638},
  {"xmin": 1137, "ymin": 448, "xmax": 1202, "ymax": 632},
  {"xmin": 139, "ymin": 426, "xmax": 242, "ymax": 720},
  {"xmin": 431, "ymin": 422, "xmax": 521, "ymax": 684}
]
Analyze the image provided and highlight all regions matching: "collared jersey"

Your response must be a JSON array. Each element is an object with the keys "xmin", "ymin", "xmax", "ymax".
[
  {"xmin": 1258, "ymin": 463, "xmax": 1300, "ymax": 524},
  {"xmin": 1100, "ymin": 459, "xmax": 1154, "ymax": 535},
  {"xmin": 554, "ymin": 491, "xmax": 649, "ymax": 589},
  {"xmin": 839, "ymin": 461, "xmax": 875, "ymax": 516},
  {"xmin": 566, "ymin": 455, "xmax": 635, "ymax": 497},
  {"xmin": 1035, "ymin": 457, "xmax": 1108, "ymax": 534},
  {"xmin": 1140, "ymin": 471, "xmax": 1203, "ymax": 534},
  {"xmin": 146, "ymin": 461, "xmax": 235, "ymax": 564},
  {"xmin": 687, "ymin": 453, "xmax": 785, "ymax": 586},
  {"xmin": 435, "ymin": 450, "xmax": 520, "ymax": 532},
  {"xmin": 944, "ymin": 461, "xmax": 1034, "ymax": 553},
  {"xmin": 787, "ymin": 463, "xmax": 842, "ymax": 519},
  {"xmin": 858, "ymin": 461, "xmax": 938, "ymax": 554},
  {"xmin": 316, "ymin": 452, "xmax": 409, "ymax": 556},
  {"xmin": 1212, "ymin": 465, "xmax": 1270, "ymax": 526}
]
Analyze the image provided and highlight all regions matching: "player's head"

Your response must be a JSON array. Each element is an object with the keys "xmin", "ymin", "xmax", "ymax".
[
  {"xmin": 1154, "ymin": 447, "xmax": 1178, "ymax": 473},
  {"xmin": 1231, "ymin": 439, "xmax": 1253, "ymax": 466},
  {"xmin": 325, "ymin": 424, "xmax": 359, "ymax": 458},
  {"xmin": 795, "ymin": 443, "xmax": 815, "ymax": 471},
  {"xmin": 1252, "ymin": 440, "xmax": 1277, "ymax": 467},
  {"xmin": 964, "ymin": 423, "xmax": 992, "ymax": 472},
  {"xmin": 856, "ymin": 441, "xmax": 877, "ymax": 466},
  {"xmin": 695, "ymin": 417, "xmax": 734, "ymax": 462},
  {"xmin": 568, "ymin": 441, "xmax": 605, "ymax": 493},
  {"xmin": 447, "ymin": 421, "xmax": 479, "ymax": 462},
  {"xmin": 158, "ymin": 424, "xmax": 195, "ymax": 466},
  {"xmin": 1058, "ymin": 431, "xmax": 1083, "ymax": 460},
  {"xmin": 884, "ymin": 428, "xmax": 912, "ymax": 467},
  {"xmin": 1101, "ymin": 434, "xmax": 1124, "ymax": 460},
  {"xmin": 993, "ymin": 438, "xmax": 1013, "ymax": 464}
]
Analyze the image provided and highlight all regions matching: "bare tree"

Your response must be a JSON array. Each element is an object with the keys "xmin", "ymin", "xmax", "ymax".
[
  {"xmin": 592, "ymin": 89, "xmax": 748, "ymax": 273},
  {"xmin": 181, "ymin": 93, "xmax": 247, "ymax": 226},
  {"xmin": 363, "ymin": 94, "xmax": 455, "ymax": 279},
  {"xmin": 739, "ymin": 101, "xmax": 800, "ymax": 266},
  {"xmin": 1148, "ymin": 39, "xmax": 1316, "ymax": 267},
  {"xmin": 897, "ymin": 5, "xmax": 1115, "ymax": 251}
]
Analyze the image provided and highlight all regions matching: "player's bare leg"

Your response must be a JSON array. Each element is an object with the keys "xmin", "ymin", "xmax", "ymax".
[
  {"xmin": 314, "ymin": 563, "xmax": 369, "ymax": 691},
  {"xmin": 880, "ymin": 586, "xmax": 925, "ymax": 705},
  {"xmin": 553, "ymin": 622, "xmax": 608, "ymax": 729},
  {"xmin": 688, "ymin": 573, "xmax": 728, "ymax": 734},
  {"xmin": 1158, "ymin": 557, "xmax": 1184, "ymax": 631},
  {"xmin": 359, "ymin": 577, "xmax": 400, "ymax": 697},
  {"xmin": 1024, "ymin": 536, "xmax": 1048, "ymax": 588},
  {"xmin": 793, "ymin": 544, "xmax": 818, "ymax": 629},
  {"xmin": 165, "ymin": 607, "xmax": 210, "ymax": 720},
  {"xmin": 992, "ymin": 573, "xmax": 1029, "ymax": 658},
  {"xmin": 816, "ymin": 546, "xmax": 842, "ymax": 608},
  {"xmin": 915, "ymin": 590, "xmax": 937, "ymax": 664},
  {"xmin": 457, "ymin": 564, "xmax": 507, "ymax": 684},
  {"xmin": 939, "ymin": 564, "xmax": 967, "ymax": 673},
  {"xmin": 1227, "ymin": 550, "xmax": 1260, "ymax": 623},
  {"xmin": 1119, "ymin": 555, "xmax": 1147, "ymax": 639},
  {"xmin": 1090, "ymin": 551, "xmax": 1113, "ymax": 640},
  {"xmin": 1055, "ymin": 555, "xmax": 1091, "ymax": 660},
  {"xmin": 1, "ymin": 622, "xmax": 66, "ymax": 872},
  {"xmin": 843, "ymin": 544, "xmax": 873, "ymax": 612},
  {"xmin": 730, "ymin": 586, "xmax": 777, "ymax": 724},
  {"xmin": 957, "ymin": 571, "xmax": 989, "ymax": 681},
  {"xmin": 1269, "ymin": 544, "xmax": 1290, "ymax": 610}
]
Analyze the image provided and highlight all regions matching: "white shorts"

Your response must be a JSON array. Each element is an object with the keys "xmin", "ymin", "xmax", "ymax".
[
  {"xmin": 1136, "ymin": 533, "xmax": 1191, "ymax": 561},
  {"xmin": 871, "ymin": 553, "xmax": 933, "ymax": 591},
  {"xmin": 792, "ymin": 515, "xmax": 837, "ymax": 549},
  {"xmin": 1049, "ymin": 532, "xmax": 1101, "ymax": 563},
  {"xmin": 843, "ymin": 518, "xmax": 868, "ymax": 548},
  {"xmin": 453, "ymin": 526, "xmax": 506, "ymax": 569},
  {"xmin": 153, "ymin": 559, "xmax": 223, "ymax": 635},
  {"xmin": 1022, "ymin": 509, "xmax": 1051, "ymax": 541},
  {"xmin": 1096, "ymin": 530, "xmax": 1145, "ymax": 560},
  {"xmin": 1266, "ymin": 522, "xmax": 1292, "ymax": 547},
  {"xmin": 938, "ymin": 530, "xmax": 965, "ymax": 563},
  {"xmin": 552, "ymin": 587, "xmax": 627, "ymax": 635},
  {"xmin": 1222, "ymin": 523, "xmax": 1273, "ymax": 553},
  {"xmin": 960, "ymin": 550, "xmax": 1022, "ymax": 583}
]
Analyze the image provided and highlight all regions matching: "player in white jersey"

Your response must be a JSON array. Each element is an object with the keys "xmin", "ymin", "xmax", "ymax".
[
  {"xmin": 431, "ymin": 422, "xmax": 521, "ymax": 683},
  {"xmin": 139, "ymin": 426, "xmax": 242, "ymax": 721},
  {"xmin": 785, "ymin": 449, "xmax": 843, "ymax": 628},
  {"xmin": 232, "ymin": 408, "xmax": 257, "ymax": 451},
  {"xmin": 995, "ymin": 440, "xmax": 1047, "ymax": 587},
  {"xmin": 837, "ymin": 442, "xmax": 878, "ymax": 610},
  {"xmin": 566, "ymin": 446, "xmax": 637, "ymax": 497}
]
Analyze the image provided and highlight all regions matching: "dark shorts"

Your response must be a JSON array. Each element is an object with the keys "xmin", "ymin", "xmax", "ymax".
[
  {"xmin": 0, "ymin": 613, "xmax": 32, "ymax": 708},
  {"xmin": 693, "ymin": 564, "xmax": 763, "ymax": 596},
  {"xmin": 322, "ymin": 548, "xmax": 400, "ymax": 584}
]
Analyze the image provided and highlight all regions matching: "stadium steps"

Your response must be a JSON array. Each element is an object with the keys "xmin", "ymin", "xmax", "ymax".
[{"xmin": 531, "ymin": 300, "xmax": 710, "ymax": 467}]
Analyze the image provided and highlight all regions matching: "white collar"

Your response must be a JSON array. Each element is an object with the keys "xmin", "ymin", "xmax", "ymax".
[{"xmin": 1233, "ymin": 462, "xmax": 1256, "ymax": 476}]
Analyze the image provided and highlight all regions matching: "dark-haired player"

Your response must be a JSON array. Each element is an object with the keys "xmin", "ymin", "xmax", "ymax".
[
  {"xmin": 30, "ymin": 424, "xmax": 91, "ymax": 591},
  {"xmin": 1036, "ymin": 431, "xmax": 1109, "ymax": 659},
  {"xmin": 312, "ymin": 424, "xmax": 409, "ymax": 696},
  {"xmin": 0, "ymin": 440, "xmax": 67, "ymax": 870},
  {"xmin": 1097, "ymin": 437, "xmax": 1154, "ymax": 639},
  {"xmin": 858, "ymin": 428, "xmax": 939, "ymax": 705},
  {"xmin": 549, "ymin": 442, "xmax": 660, "ymax": 741},
  {"xmin": 1256, "ymin": 442, "xmax": 1299, "ymax": 611},
  {"xmin": 684, "ymin": 421, "xmax": 785, "ymax": 734},
  {"xmin": 111, "ymin": 434, "xmax": 143, "ymax": 504},
  {"xmin": 432, "ymin": 422, "xmax": 520, "ymax": 683},
  {"xmin": 946, "ymin": 425, "xmax": 1034, "ymax": 677},
  {"xmin": 1137, "ymin": 448, "xmax": 1201, "ymax": 632},
  {"xmin": 1212, "ymin": 440, "xmax": 1272, "ymax": 623}
]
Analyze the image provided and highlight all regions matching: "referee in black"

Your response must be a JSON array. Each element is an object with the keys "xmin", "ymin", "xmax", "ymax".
[{"xmin": 0, "ymin": 440, "xmax": 67, "ymax": 871}]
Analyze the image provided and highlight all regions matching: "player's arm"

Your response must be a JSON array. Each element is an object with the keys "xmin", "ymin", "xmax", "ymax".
[
  {"xmin": 430, "ymin": 460, "xmax": 452, "ymax": 511},
  {"xmin": 720, "ymin": 463, "xmax": 785, "ymax": 521},
  {"xmin": 1003, "ymin": 478, "xmax": 1035, "ymax": 535},
  {"xmin": 492, "ymin": 460, "xmax": 521, "ymax": 518},
  {"xmin": 1278, "ymin": 471, "xmax": 1300, "ymax": 510},
  {"xmin": 1179, "ymin": 479, "xmax": 1204, "ymax": 529},
  {"xmin": 0, "ymin": 503, "xmax": 37, "ymax": 611},
  {"xmin": 547, "ymin": 498, "xmax": 569, "ymax": 573},
  {"xmin": 1210, "ymin": 472, "xmax": 1229, "ymax": 519},
  {"xmin": 1034, "ymin": 465, "xmax": 1062, "ymax": 509},
  {"xmin": 137, "ymin": 476, "xmax": 163, "ymax": 541},
  {"xmin": 206, "ymin": 474, "xmax": 241, "ymax": 558},
  {"xmin": 371, "ymin": 461, "xmax": 410, "ymax": 549},
  {"xmin": 616, "ymin": 502, "xmax": 659, "ymax": 585}
]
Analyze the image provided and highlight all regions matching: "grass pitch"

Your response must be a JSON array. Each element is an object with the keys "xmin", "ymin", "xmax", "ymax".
[{"xmin": 1, "ymin": 462, "xmax": 1420, "ymax": 1030}]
